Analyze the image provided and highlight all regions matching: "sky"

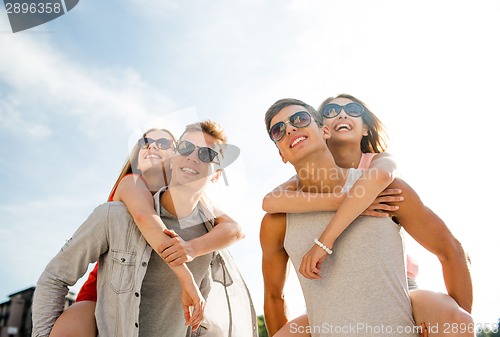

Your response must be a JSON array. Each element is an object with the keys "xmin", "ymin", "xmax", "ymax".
[{"xmin": 1, "ymin": 0, "xmax": 499, "ymax": 328}]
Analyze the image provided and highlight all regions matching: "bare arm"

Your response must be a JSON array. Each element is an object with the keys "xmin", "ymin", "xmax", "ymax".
[
  {"xmin": 262, "ymin": 175, "xmax": 346, "ymax": 213},
  {"xmin": 315, "ymin": 153, "xmax": 398, "ymax": 247},
  {"xmin": 160, "ymin": 203, "xmax": 245, "ymax": 266},
  {"xmin": 114, "ymin": 175, "xmax": 172, "ymax": 254},
  {"xmin": 261, "ymin": 213, "xmax": 290, "ymax": 336},
  {"xmin": 300, "ymin": 167, "xmax": 395, "ymax": 278},
  {"xmin": 114, "ymin": 176, "xmax": 204, "ymax": 327},
  {"xmin": 265, "ymin": 156, "xmax": 399, "ymax": 278},
  {"xmin": 263, "ymin": 154, "xmax": 401, "ymax": 215},
  {"xmin": 191, "ymin": 204, "xmax": 244, "ymax": 256},
  {"xmin": 389, "ymin": 178, "xmax": 473, "ymax": 313}
]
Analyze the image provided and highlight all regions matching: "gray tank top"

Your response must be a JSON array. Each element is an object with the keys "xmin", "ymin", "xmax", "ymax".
[
  {"xmin": 139, "ymin": 203, "xmax": 212, "ymax": 337},
  {"xmin": 284, "ymin": 169, "xmax": 417, "ymax": 337}
]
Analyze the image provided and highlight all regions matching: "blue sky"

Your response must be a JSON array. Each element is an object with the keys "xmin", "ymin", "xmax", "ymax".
[{"xmin": 1, "ymin": 0, "xmax": 499, "ymax": 327}]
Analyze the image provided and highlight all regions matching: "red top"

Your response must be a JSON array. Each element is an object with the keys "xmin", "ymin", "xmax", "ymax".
[
  {"xmin": 76, "ymin": 264, "xmax": 98, "ymax": 302},
  {"xmin": 76, "ymin": 174, "xmax": 145, "ymax": 302}
]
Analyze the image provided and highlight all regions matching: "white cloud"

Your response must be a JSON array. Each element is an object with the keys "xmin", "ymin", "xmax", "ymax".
[
  {"xmin": 0, "ymin": 31, "xmax": 177, "ymax": 140},
  {"xmin": 0, "ymin": 97, "xmax": 53, "ymax": 139}
]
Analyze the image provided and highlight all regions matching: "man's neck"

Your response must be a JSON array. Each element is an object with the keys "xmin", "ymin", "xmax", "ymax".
[
  {"xmin": 293, "ymin": 148, "xmax": 345, "ymax": 192},
  {"xmin": 327, "ymin": 140, "xmax": 362, "ymax": 169},
  {"xmin": 160, "ymin": 185, "xmax": 202, "ymax": 218}
]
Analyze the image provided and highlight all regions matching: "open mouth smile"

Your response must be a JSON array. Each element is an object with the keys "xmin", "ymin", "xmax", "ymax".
[
  {"xmin": 334, "ymin": 123, "xmax": 352, "ymax": 131},
  {"xmin": 180, "ymin": 167, "xmax": 199, "ymax": 175},
  {"xmin": 290, "ymin": 136, "xmax": 307, "ymax": 148},
  {"xmin": 145, "ymin": 154, "xmax": 162, "ymax": 159}
]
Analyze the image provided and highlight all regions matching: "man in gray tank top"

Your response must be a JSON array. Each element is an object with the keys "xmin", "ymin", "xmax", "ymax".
[{"xmin": 261, "ymin": 99, "xmax": 473, "ymax": 337}]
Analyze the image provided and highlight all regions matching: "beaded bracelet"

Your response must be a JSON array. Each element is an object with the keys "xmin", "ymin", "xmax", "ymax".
[{"xmin": 314, "ymin": 238, "xmax": 333, "ymax": 255}]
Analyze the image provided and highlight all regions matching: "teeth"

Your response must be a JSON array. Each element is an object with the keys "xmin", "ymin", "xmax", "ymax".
[
  {"xmin": 291, "ymin": 137, "xmax": 306, "ymax": 147},
  {"xmin": 181, "ymin": 167, "xmax": 198, "ymax": 175},
  {"xmin": 145, "ymin": 154, "xmax": 161, "ymax": 159},
  {"xmin": 336, "ymin": 124, "xmax": 351, "ymax": 131}
]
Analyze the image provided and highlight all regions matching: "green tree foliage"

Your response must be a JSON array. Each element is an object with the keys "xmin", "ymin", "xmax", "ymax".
[{"xmin": 257, "ymin": 315, "xmax": 269, "ymax": 337}]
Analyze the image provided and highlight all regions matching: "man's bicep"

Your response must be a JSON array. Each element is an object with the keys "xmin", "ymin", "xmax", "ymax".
[
  {"xmin": 390, "ymin": 179, "xmax": 456, "ymax": 257},
  {"xmin": 260, "ymin": 213, "xmax": 288, "ymax": 291}
]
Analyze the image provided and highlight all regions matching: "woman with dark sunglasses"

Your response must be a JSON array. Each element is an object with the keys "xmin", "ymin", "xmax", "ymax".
[
  {"xmin": 47, "ymin": 124, "xmax": 248, "ymax": 337},
  {"xmin": 263, "ymin": 95, "xmax": 473, "ymax": 337}
]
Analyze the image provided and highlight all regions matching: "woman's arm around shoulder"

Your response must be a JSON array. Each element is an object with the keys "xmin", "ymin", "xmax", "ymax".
[
  {"xmin": 114, "ymin": 174, "xmax": 173, "ymax": 254},
  {"xmin": 262, "ymin": 174, "xmax": 346, "ymax": 214},
  {"xmin": 115, "ymin": 175, "xmax": 205, "ymax": 328},
  {"xmin": 181, "ymin": 201, "xmax": 245, "ymax": 261},
  {"xmin": 300, "ymin": 165, "xmax": 395, "ymax": 279}
]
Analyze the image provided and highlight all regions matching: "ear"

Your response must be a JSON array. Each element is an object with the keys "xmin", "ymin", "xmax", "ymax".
[
  {"xmin": 321, "ymin": 124, "xmax": 332, "ymax": 141},
  {"xmin": 278, "ymin": 149, "xmax": 288, "ymax": 164},
  {"xmin": 362, "ymin": 124, "xmax": 369, "ymax": 137},
  {"xmin": 211, "ymin": 169, "xmax": 222, "ymax": 183}
]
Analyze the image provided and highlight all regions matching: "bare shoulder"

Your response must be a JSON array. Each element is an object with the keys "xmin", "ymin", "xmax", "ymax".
[
  {"xmin": 115, "ymin": 174, "xmax": 149, "ymax": 199},
  {"xmin": 260, "ymin": 213, "xmax": 287, "ymax": 249},
  {"xmin": 117, "ymin": 174, "xmax": 145, "ymax": 188}
]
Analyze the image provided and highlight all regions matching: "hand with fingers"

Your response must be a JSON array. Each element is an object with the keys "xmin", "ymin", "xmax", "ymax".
[
  {"xmin": 163, "ymin": 228, "xmax": 178, "ymax": 238},
  {"xmin": 419, "ymin": 323, "xmax": 428, "ymax": 337},
  {"xmin": 180, "ymin": 279, "xmax": 206, "ymax": 331},
  {"xmin": 299, "ymin": 244, "xmax": 329, "ymax": 279},
  {"xmin": 362, "ymin": 188, "xmax": 403, "ymax": 217},
  {"xmin": 159, "ymin": 230, "xmax": 196, "ymax": 266}
]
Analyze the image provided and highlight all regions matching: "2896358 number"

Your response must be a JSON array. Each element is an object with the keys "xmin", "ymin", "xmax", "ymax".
[
  {"xmin": 442, "ymin": 322, "xmax": 499, "ymax": 334},
  {"xmin": 5, "ymin": 2, "xmax": 62, "ymax": 14}
]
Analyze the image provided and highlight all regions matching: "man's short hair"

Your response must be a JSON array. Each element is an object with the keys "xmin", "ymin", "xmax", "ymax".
[
  {"xmin": 264, "ymin": 98, "xmax": 323, "ymax": 133},
  {"xmin": 180, "ymin": 120, "xmax": 228, "ymax": 161},
  {"xmin": 180, "ymin": 120, "xmax": 227, "ymax": 144}
]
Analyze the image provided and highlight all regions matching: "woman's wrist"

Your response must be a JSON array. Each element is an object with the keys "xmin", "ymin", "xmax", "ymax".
[
  {"xmin": 319, "ymin": 230, "xmax": 337, "ymax": 249},
  {"xmin": 314, "ymin": 238, "xmax": 333, "ymax": 255},
  {"xmin": 173, "ymin": 264, "xmax": 196, "ymax": 284}
]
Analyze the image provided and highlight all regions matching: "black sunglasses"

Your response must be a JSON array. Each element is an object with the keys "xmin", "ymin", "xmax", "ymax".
[
  {"xmin": 176, "ymin": 140, "xmax": 219, "ymax": 164},
  {"xmin": 137, "ymin": 137, "xmax": 175, "ymax": 150},
  {"xmin": 269, "ymin": 110, "xmax": 312, "ymax": 142},
  {"xmin": 322, "ymin": 102, "xmax": 365, "ymax": 118}
]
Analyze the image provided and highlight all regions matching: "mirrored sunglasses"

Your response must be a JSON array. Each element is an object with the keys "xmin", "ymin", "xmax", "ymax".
[
  {"xmin": 322, "ymin": 102, "xmax": 365, "ymax": 118},
  {"xmin": 269, "ymin": 110, "xmax": 312, "ymax": 142}
]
